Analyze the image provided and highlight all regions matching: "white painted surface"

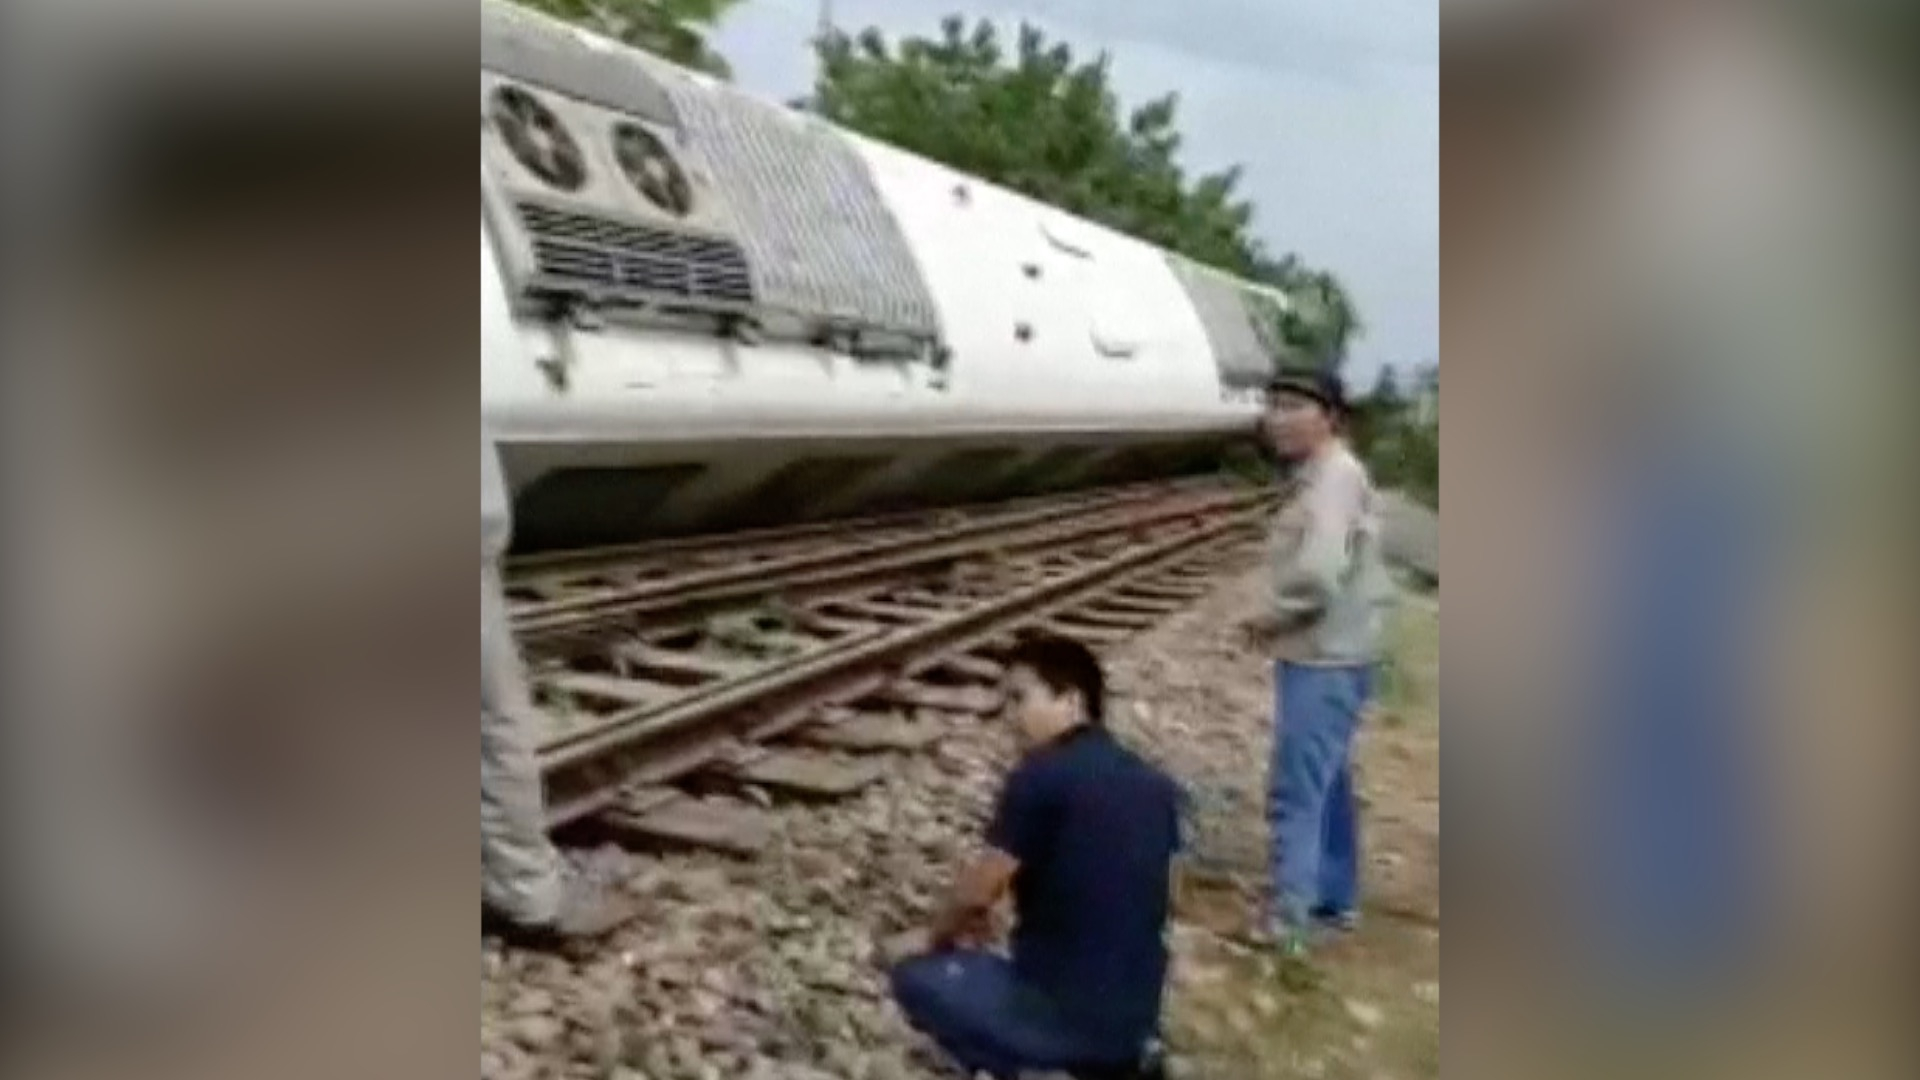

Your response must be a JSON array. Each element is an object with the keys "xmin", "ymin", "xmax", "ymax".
[{"xmin": 850, "ymin": 134, "xmax": 1232, "ymax": 416}]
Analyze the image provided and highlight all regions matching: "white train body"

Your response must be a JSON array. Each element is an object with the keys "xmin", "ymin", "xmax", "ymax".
[{"xmin": 481, "ymin": 1, "xmax": 1284, "ymax": 549}]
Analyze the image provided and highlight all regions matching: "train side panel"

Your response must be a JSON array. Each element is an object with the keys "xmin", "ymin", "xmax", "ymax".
[
  {"xmin": 478, "ymin": 0, "xmax": 1267, "ymax": 548},
  {"xmin": 850, "ymin": 134, "xmax": 1237, "ymax": 424}
]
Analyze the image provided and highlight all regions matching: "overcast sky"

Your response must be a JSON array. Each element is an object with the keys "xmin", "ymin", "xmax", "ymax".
[{"xmin": 712, "ymin": 0, "xmax": 1438, "ymax": 379}]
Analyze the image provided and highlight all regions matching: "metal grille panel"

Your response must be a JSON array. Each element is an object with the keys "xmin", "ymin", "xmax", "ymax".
[
  {"xmin": 517, "ymin": 201, "xmax": 754, "ymax": 307},
  {"xmin": 483, "ymin": 0, "xmax": 940, "ymax": 348},
  {"xmin": 482, "ymin": 0, "xmax": 680, "ymax": 126},
  {"xmin": 656, "ymin": 78, "xmax": 943, "ymax": 346}
]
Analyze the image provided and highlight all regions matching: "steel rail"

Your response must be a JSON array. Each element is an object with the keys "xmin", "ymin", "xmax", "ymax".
[
  {"xmin": 538, "ymin": 502, "xmax": 1265, "ymax": 827},
  {"xmin": 512, "ymin": 486, "xmax": 1261, "ymax": 644},
  {"xmin": 506, "ymin": 479, "xmax": 1217, "ymax": 579}
]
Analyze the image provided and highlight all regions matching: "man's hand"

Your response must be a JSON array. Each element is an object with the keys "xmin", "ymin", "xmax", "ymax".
[
  {"xmin": 925, "ymin": 848, "xmax": 1020, "ymax": 953},
  {"xmin": 1238, "ymin": 612, "xmax": 1282, "ymax": 649},
  {"xmin": 929, "ymin": 907, "xmax": 994, "ymax": 952},
  {"xmin": 877, "ymin": 905, "xmax": 988, "ymax": 970},
  {"xmin": 877, "ymin": 928, "xmax": 930, "ymax": 968}
]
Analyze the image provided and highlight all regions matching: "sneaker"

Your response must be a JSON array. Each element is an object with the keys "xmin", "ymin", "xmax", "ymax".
[
  {"xmin": 1310, "ymin": 907, "xmax": 1361, "ymax": 934},
  {"xmin": 1235, "ymin": 916, "xmax": 1307, "ymax": 956},
  {"xmin": 1258, "ymin": 916, "xmax": 1312, "ymax": 960},
  {"xmin": 550, "ymin": 878, "xmax": 637, "ymax": 939},
  {"xmin": 1139, "ymin": 1037, "xmax": 1169, "ymax": 1078},
  {"xmin": 485, "ymin": 877, "xmax": 636, "ymax": 950}
]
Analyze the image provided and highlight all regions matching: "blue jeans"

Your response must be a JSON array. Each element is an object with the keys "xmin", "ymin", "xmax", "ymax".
[
  {"xmin": 1269, "ymin": 662, "xmax": 1373, "ymax": 929},
  {"xmin": 890, "ymin": 952, "xmax": 1143, "ymax": 1079}
]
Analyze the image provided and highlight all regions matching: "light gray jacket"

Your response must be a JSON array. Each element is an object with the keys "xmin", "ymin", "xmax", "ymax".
[{"xmin": 1266, "ymin": 443, "xmax": 1396, "ymax": 665}]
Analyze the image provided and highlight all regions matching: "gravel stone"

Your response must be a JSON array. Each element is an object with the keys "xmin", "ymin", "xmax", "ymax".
[{"xmin": 483, "ymin": 558, "xmax": 1288, "ymax": 1078}]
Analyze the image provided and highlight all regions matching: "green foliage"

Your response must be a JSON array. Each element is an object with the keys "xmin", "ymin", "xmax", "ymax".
[
  {"xmin": 705, "ymin": 606, "xmax": 804, "ymax": 658},
  {"xmin": 1347, "ymin": 367, "xmax": 1408, "ymax": 463},
  {"xmin": 1351, "ymin": 361, "xmax": 1438, "ymax": 509},
  {"xmin": 1249, "ymin": 254, "xmax": 1365, "ymax": 371},
  {"xmin": 1397, "ymin": 424, "xmax": 1439, "ymax": 509},
  {"xmin": 809, "ymin": 17, "xmax": 1362, "ymax": 368},
  {"xmin": 1218, "ymin": 441, "xmax": 1280, "ymax": 489},
  {"xmin": 511, "ymin": 0, "xmax": 742, "ymax": 78}
]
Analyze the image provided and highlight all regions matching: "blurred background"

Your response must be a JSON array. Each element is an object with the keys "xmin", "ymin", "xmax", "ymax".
[
  {"xmin": 3, "ymin": 1, "xmax": 475, "ymax": 1078},
  {"xmin": 1443, "ymin": 0, "xmax": 1918, "ymax": 1077}
]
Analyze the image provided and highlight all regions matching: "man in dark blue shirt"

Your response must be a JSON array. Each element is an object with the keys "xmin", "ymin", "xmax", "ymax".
[{"xmin": 889, "ymin": 634, "xmax": 1182, "ymax": 1080}]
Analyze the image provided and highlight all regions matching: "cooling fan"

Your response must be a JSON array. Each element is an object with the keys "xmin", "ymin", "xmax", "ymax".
[
  {"xmin": 613, "ymin": 122, "xmax": 696, "ymax": 218},
  {"xmin": 490, "ymin": 84, "xmax": 587, "ymax": 192}
]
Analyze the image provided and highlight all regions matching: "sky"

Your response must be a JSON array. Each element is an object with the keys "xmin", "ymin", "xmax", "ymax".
[{"xmin": 711, "ymin": 0, "xmax": 1439, "ymax": 380}]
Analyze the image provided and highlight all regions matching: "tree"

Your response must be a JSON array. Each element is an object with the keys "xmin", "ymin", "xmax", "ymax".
[
  {"xmin": 1348, "ymin": 362, "xmax": 1437, "ymax": 509},
  {"xmin": 1249, "ymin": 254, "xmax": 1363, "ymax": 371},
  {"xmin": 809, "ymin": 17, "xmax": 1362, "ymax": 369},
  {"xmin": 1401, "ymin": 421, "xmax": 1438, "ymax": 509},
  {"xmin": 511, "ymin": 0, "xmax": 742, "ymax": 78},
  {"xmin": 1405, "ymin": 360, "xmax": 1439, "ymax": 507},
  {"xmin": 1284, "ymin": 269, "xmax": 1364, "ymax": 370},
  {"xmin": 1349, "ymin": 366, "xmax": 1407, "ymax": 465}
]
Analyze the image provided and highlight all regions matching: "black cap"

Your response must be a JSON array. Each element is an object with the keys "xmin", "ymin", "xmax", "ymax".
[{"xmin": 1266, "ymin": 368, "xmax": 1349, "ymax": 415}]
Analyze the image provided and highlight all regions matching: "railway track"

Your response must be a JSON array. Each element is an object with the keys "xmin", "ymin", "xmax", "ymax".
[
  {"xmin": 506, "ymin": 479, "xmax": 1215, "ymax": 583},
  {"xmin": 509, "ymin": 480, "xmax": 1273, "ymax": 850},
  {"xmin": 506, "ymin": 479, "xmax": 1246, "ymax": 644}
]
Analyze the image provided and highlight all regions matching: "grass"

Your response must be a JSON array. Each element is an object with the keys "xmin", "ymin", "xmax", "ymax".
[
  {"xmin": 705, "ymin": 605, "xmax": 807, "ymax": 659},
  {"xmin": 1373, "ymin": 591, "xmax": 1439, "ymax": 729}
]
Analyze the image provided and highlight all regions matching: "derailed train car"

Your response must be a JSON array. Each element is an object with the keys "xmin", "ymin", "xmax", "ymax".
[{"xmin": 480, "ymin": 0, "xmax": 1291, "ymax": 551}]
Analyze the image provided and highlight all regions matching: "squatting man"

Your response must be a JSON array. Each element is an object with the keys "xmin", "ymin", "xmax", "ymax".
[{"xmin": 886, "ymin": 633, "xmax": 1182, "ymax": 1080}]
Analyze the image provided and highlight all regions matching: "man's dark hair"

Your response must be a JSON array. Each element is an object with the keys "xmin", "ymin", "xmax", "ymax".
[
  {"xmin": 1004, "ymin": 633, "xmax": 1106, "ymax": 726},
  {"xmin": 1265, "ymin": 367, "xmax": 1350, "ymax": 418}
]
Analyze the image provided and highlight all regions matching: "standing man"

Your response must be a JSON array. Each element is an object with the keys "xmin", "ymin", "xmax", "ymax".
[
  {"xmin": 482, "ymin": 428, "xmax": 630, "ymax": 945},
  {"xmin": 888, "ymin": 634, "xmax": 1179, "ymax": 1080},
  {"xmin": 1246, "ymin": 369, "xmax": 1396, "ymax": 955}
]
